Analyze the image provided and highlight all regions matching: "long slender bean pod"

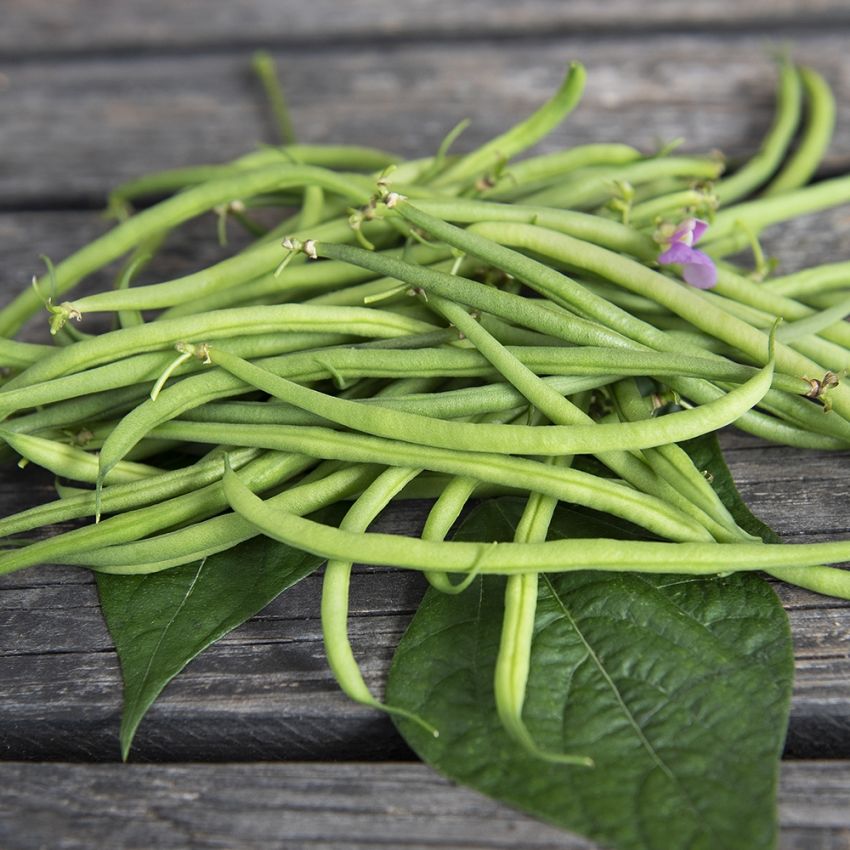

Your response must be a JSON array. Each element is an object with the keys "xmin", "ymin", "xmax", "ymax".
[
  {"xmin": 704, "ymin": 173, "xmax": 850, "ymax": 256},
  {"xmin": 764, "ymin": 261, "xmax": 850, "ymax": 300},
  {"xmin": 523, "ymin": 157, "xmax": 723, "ymax": 209},
  {"xmin": 25, "ymin": 462, "xmax": 380, "ymax": 576},
  {"xmin": 3, "ymin": 306, "xmax": 436, "ymax": 393},
  {"xmin": 222, "ymin": 470, "xmax": 850, "ymax": 575},
  {"xmin": 204, "ymin": 345, "xmax": 775, "ymax": 460},
  {"xmin": 0, "ymin": 332, "xmax": 349, "ymax": 420},
  {"xmin": 409, "ymin": 197, "xmax": 657, "ymax": 259},
  {"xmin": 315, "ymin": 242, "xmax": 638, "ymax": 350},
  {"xmin": 0, "ymin": 430, "xmax": 163, "ymax": 485},
  {"xmin": 0, "ymin": 450, "xmax": 316, "ymax": 575},
  {"xmin": 0, "ymin": 447, "xmax": 260, "ymax": 538},
  {"xmin": 143, "ymin": 421, "xmax": 714, "ymax": 543},
  {"xmin": 321, "ymin": 465, "xmax": 438, "ymax": 736},
  {"xmin": 494, "ymin": 456, "xmax": 594, "ymax": 766},
  {"xmin": 108, "ymin": 144, "xmax": 400, "ymax": 207},
  {"xmin": 764, "ymin": 65, "xmax": 836, "ymax": 195},
  {"xmin": 484, "ymin": 143, "xmax": 640, "ymax": 199},
  {"xmin": 431, "ymin": 62, "xmax": 586, "ymax": 188},
  {"xmin": 714, "ymin": 62, "xmax": 802, "ymax": 203},
  {"xmin": 0, "ymin": 165, "xmax": 379, "ymax": 336}
]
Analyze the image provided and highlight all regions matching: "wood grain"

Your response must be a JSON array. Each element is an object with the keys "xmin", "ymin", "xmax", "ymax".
[
  {"xmin": 0, "ymin": 760, "xmax": 847, "ymax": 850},
  {"xmin": 2, "ymin": 36, "xmax": 850, "ymax": 205},
  {"xmin": 4, "ymin": 0, "xmax": 850, "ymax": 55}
]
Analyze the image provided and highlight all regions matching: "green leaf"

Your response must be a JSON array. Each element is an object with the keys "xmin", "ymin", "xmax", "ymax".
[
  {"xmin": 96, "ymin": 527, "xmax": 334, "ymax": 760},
  {"xmin": 388, "ymin": 496, "xmax": 793, "ymax": 850}
]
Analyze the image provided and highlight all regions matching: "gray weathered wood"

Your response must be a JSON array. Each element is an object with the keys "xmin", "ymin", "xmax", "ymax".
[
  {"xmin": 0, "ymin": 760, "xmax": 847, "ymax": 849},
  {"xmin": 2, "ymin": 36, "xmax": 850, "ymax": 204},
  {"xmin": 3, "ymin": 11, "xmax": 850, "ymax": 842},
  {"xmin": 4, "ymin": 0, "xmax": 850, "ymax": 54}
]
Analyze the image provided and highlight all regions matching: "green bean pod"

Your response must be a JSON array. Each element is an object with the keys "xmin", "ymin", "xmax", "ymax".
[{"xmin": 222, "ymin": 471, "xmax": 850, "ymax": 577}]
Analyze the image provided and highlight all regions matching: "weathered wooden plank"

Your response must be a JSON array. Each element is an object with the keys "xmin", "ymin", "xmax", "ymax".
[
  {"xmin": 5, "ymin": 0, "xmax": 850, "ymax": 54},
  {"xmin": 0, "ymin": 760, "xmax": 847, "ymax": 850},
  {"xmin": 2, "ymin": 35, "xmax": 850, "ymax": 204}
]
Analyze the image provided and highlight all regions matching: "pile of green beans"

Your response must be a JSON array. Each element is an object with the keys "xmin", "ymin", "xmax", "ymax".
[{"xmin": 2, "ymin": 55, "xmax": 850, "ymax": 746}]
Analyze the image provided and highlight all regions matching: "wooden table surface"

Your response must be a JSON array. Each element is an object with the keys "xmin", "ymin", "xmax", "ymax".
[{"xmin": 2, "ymin": 2, "xmax": 850, "ymax": 848}]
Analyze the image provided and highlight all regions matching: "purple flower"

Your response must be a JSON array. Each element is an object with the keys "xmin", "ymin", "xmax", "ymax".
[{"xmin": 657, "ymin": 218, "xmax": 717, "ymax": 289}]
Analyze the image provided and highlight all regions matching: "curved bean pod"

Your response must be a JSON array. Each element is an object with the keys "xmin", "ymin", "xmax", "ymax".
[
  {"xmin": 432, "ymin": 62, "xmax": 586, "ymax": 188},
  {"xmin": 494, "ymin": 457, "xmax": 594, "ymax": 766},
  {"xmin": 321, "ymin": 465, "xmax": 438, "ymax": 736},
  {"xmin": 222, "ymin": 469, "xmax": 850, "ymax": 575},
  {"xmin": 146, "ymin": 421, "xmax": 714, "ymax": 543},
  {"xmin": 714, "ymin": 62, "xmax": 802, "ymax": 204},
  {"xmin": 0, "ymin": 165, "xmax": 376, "ymax": 335},
  {"xmin": 3, "ymin": 305, "xmax": 436, "ymax": 392},
  {"xmin": 764, "ymin": 65, "xmax": 836, "ymax": 195},
  {"xmin": 205, "ymin": 346, "xmax": 775, "ymax": 460}
]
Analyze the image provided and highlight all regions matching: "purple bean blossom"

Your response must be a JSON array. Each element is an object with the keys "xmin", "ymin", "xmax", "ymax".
[{"xmin": 657, "ymin": 218, "xmax": 717, "ymax": 289}]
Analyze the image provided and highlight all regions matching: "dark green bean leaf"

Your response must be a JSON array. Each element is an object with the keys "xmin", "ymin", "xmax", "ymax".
[
  {"xmin": 96, "ymin": 514, "xmax": 340, "ymax": 760},
  {"xmin": 388, "ymin": 496, "xmax": 793, "ymax": 850}
]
